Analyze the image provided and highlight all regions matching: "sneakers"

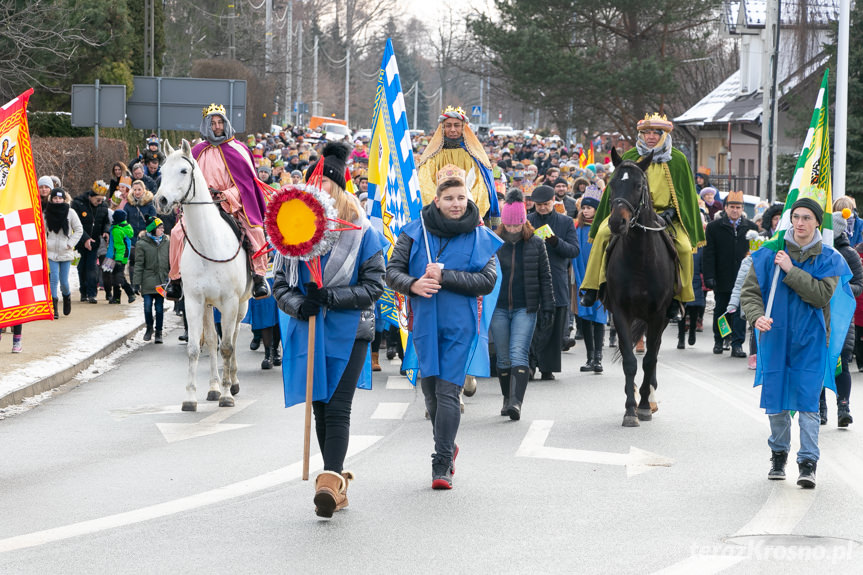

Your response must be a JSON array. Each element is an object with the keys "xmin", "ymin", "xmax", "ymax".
[
  {"xmin": 768, "ymin": 451, "xmax": 787, "ymax": 480},
  {"xmin": 748, "ymin": 354, "xmax": 757, "ymax": 370},
  {"xmin": 431, "ymin": 455, "xmax": 453, "ymax": 490},
  {"xmin": 451, "ymin": 444, "xmax": 459, "ymax": 475},
  {"xmin": 797, "ymin": 460, "xmax": 817, "ymax": 489},
  {"xmin": 11, "ymin": 336, "xmax": 22, "ymax": 353}
]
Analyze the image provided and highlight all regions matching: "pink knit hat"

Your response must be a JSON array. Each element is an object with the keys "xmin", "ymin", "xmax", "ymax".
[{"xmin": 501, "ymin": 188, "xmax": 527, "ymax": 225}]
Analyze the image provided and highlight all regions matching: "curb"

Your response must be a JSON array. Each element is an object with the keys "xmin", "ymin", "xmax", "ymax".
[{"xmin": 0, "ymin": 321, "xmax": 146, "ymax": 409}]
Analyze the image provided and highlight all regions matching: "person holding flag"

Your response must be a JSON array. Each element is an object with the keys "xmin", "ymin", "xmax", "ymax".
[{"xmin": 739, "ymin": 70, "xmax": 855, "ymax": 489}]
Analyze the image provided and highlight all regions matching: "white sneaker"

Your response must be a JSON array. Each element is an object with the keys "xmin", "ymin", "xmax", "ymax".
[{"xmin": 11, "ymin": 339, "xmax": 22, "ymax": 353}]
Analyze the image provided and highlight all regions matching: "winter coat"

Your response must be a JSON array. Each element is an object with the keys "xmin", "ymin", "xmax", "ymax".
[
  {"xmin": 133, "ymin": 231, "xmax": 170, "ymax": 295},
  {"xmin": 833, "ymin": 231, "xmax": 863, "ymax": 353},
  {"xmin": 125, "ymin": 190, "xmax": 157, "ymax": 244},
  {"xmin": 71, "ymin": 195, "xmax": 111, "ymax": 252},
  {"xmin": 527, "ymin": 210, "xmax": 579, "ymax": 307},
  {"xmin": 688, "ymin": 247, "xmax": 706, "ymax": 308},
  {"xmin": 495, "ymin": 234, "xmax": 555, "ymax": 314},
  {"xmin": 45, "ymin": 208, "xmax": 83, "ymax": 262},
  {"xmin": 107, "ymin": 222, "xmax": 134, "ymax": 264},
  {"xmin": 703, "ymin": 213, "xmax": 759, "ymax": 293}
]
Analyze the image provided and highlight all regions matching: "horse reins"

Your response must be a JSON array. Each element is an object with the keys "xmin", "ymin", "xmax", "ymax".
[
  {"xmin": 611, "ymin": 171, "xmax": 667, "ymax": 233},
  {"xmin": 176, "ymin": 155, "xmax": 244, "ymax": 264}
]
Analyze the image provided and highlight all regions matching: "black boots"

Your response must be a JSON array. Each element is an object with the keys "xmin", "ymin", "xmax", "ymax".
[
  {"xmin": 252, "ymin": 275, "xmax": 271, "ymax": 299},
  {"xmin": 166, "ymin": 279, "xmax": 183, "ymax": 301},
  {"xmin": 677, "ymin": 330, "xmax": 685, "ymax": 350},
  {"xmin": 666, "ymin": 300, "xmax": 681, "ymax": 321},
  {"xmin": 592, "ymin": 349, "xmax": 603, "ymax": 373},
  {"xmin": 838, "ymin": 400, "xmax": 853, "ymax": 427},
  {"xmin": 768, "ymin": 451, "xmax": 788, "ymax": 480},
  {"xmin": 505, "ymin": 366, "xmax": 529, "ymax": 421},
  {"xmin": 797, "ymin": 460, "xmax": 817, "ymax": 488},
  {"xmin": 63, "ymin": 294, "xmax": 71, "ymax": 316},
  {"xmin": 271, "ymin": 340, "xmax": 282, "ymax": 366},
  {"xmin": 498, "ymin": 369, "xmax": 511, "ymax": 416},
  {"xmin": 820, "ymin": 398, "xmax": 828, "ymax": 425},
  {"xmin": 52, "ymin": 297, "xmax": 59, "ymax": 319},
  {"xmin": 154, "ymin": 330, "xmax": 163, "ymax": 344},
  {"xmin": 261, "ymin": 345, "xmax": 272, "ymax": 370},
  {"xmin": 580, "ymin": 353, "xmax": 595, "ymax": 372},
  {"xmin": 580, "ymin": 289, "xmax": 598, "ymax": 308},
  {"xmin": 144, "ymin": 326, "xmax": 154, "ymax": 341}
]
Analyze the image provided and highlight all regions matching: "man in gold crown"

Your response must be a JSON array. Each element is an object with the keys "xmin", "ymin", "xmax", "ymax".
[
  {"xmin": 417, "ymin": 106, "xmax": 500, "ymax": 222},
  {"xmin": 166, "ymin": 103, "xmax": 271, "ymax": 300},
  {"xmin": 579, "ymin": 113, "xmax": 705, "ymax": 317}
]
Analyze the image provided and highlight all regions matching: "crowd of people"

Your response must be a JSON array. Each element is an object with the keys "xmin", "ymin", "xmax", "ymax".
[{"xmin": 8, "ymin": 104, "xmax": 863, "ymax": 513}]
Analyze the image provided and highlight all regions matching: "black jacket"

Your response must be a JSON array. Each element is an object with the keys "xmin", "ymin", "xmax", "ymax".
[
  {"xmin": 527, "ymin": 210, "xmax": 579, "ymax": 306},
  {"xmin": 496, "ymin": 234, "xmax": 555, "ymax": 313},
  {"xmin": 273, "ymin": 250, "xmax": 386, "ymax": 342},
  {"xmin": 834, "ymin": 232, "xmax": 863, "ymax": 353},
  {"xmin": 71, "ymin": 194, "xmax": 110, "ymax": 252},
  {"xmin": 385, "ymin": 234, "xmax": 497, "ymax": 298},
  {"xmin": 703, "ymin": 213, "xmax": 759, "ymax": 293}
]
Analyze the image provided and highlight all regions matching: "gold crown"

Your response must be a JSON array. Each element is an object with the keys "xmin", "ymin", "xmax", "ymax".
[
  {"xmin": 439, "ymin": 106, "xmax": 468, "ymax": 122},
  {"xmin": 92, "ymin": 180, "xmax": 109, "ymax": 195},
  {"xmin": 637, "ymin": 113, "xmax": 673, "ymax": 133},
  {"xmin": 436, "ymin": 164, "xmax": 466, "ymax": 185},
  {"xmin": 202, "ymin": 103, "xmax": 227, "ymax": 118}
]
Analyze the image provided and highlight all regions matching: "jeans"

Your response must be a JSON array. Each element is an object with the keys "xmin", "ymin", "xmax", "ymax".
[
  {"xmin": 48, "ymin": 259, "xmax": 71, "ymax": 298},
  {"xmin": 768, "ymin": 411, "xmax": 820, "ymax": 463},
  {"xmin": 312, "ymin": 340, "xmax": 367, "ymax": 473},
  {"xmin": 143, "ymin": 294, "xmax": 165, "ymax": 331},
  {"xmin": 420, "ymin": 376, "xmax": 460, "ymax": 461},
  {"xmin": 77, "ymin": 248, "xmax": 99, "ymax": 298},
  {"xmin": 490, "ymin": 308, "xmax": 536, "ymax": 369}
]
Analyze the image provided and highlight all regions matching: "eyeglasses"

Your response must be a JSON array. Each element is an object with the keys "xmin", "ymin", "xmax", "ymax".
[{"xmin": 639, "ymin": 129, "xmax": 664, "ymax": 137}]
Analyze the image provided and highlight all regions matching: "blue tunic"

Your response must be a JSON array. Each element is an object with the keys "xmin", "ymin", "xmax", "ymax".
[
  {"xmin": 279, "ymin": 227, "xmax": 385, "ymax": 407},
  {"xmin": 402, "ymin": 218, "xmax": 502, "ymax": 386},
  {"xmin": 573, "ymin": 224, "xmax": 607, "ymax": 323},
  {"xmin": 752, "ymin": 244, "xmax": 853, "ymax": 413}
]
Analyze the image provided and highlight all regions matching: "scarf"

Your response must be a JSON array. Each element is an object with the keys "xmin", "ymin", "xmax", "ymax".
[
  {"xmin": 199, "ymin": 112, "xmax": 236, "ymax": 146},
  {"xmin": 499, "ymin": 229, "xmax": 522, "ymax": 244},
  {"xmin": 45, "ymin": 202, "xmax": 70, "ymax": 235},
  {"xmin": 636, "ymin": 132, "xmax": 673, "ymax": 164},
  {"xmin": 422, "ymin": 200, "xmax": 479, "ymax": 239},
  {"xmin": 443, "ymin": 136, "xmax": 463, "ymax": 149},
  {"xmin": 147, "ymin": 233, "xmax": 164, "ymax": 244}
]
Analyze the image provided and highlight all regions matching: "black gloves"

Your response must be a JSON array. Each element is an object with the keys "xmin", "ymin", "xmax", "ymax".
[
  {"xmin": 539, "ymin": 310, "xmax": 555, "ymax": 332},
  {"xmin": 704, "ymin": 278, "xmax": 716, "ymax": 290},
  {"xmin": 545, "ymin": 235, "xmax": 559, "ymax": 248},
  {"xmin": 305, "ymin": 282, "xmax": 329, "ymax": 306},
  {"xmin": 297, "ymin": 300, "xmax": 320, "ymax": 321},
  {"xmin": 660, "ymin": 208, "xmax": 676, "ymax": 227}
]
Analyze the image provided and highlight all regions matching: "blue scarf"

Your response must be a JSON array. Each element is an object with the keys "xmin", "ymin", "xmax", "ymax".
[{"xmin": 148, "ymin": 233, "xmax": 163, "ymax": 244}]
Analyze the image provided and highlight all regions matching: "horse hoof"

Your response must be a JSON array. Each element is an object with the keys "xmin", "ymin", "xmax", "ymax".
[
  {"xmin": 622, "ymin": 415, "xmax": 640, "ymax": 427},
  {"xmin": 219, "ymin": 396, "xmax": 235, "ymax": 408},
  {"xmin": 650, "ymin": 402, "xmax": 659, "ymax": 413},
  {"xmin": 182, "ymin": 401, "xmax": 197, "ymax": 412},
  {"xmin": 230, "ymin": 383, "xmax": 240, "ymax": 396},
  {"xmin": 206, "ymin": 390, "xmax": 221, "ymax": 401},
  {"xmin": 637, "ymin": 408, "xmax": 653, "ymax": 421}
]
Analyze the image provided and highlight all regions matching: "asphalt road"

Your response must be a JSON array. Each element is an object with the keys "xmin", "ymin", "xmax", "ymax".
[{"xmin": 1, "ymin": 321, "xmax": 862, "ymax": 574}]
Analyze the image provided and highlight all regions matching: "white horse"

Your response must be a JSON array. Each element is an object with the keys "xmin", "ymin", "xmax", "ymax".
[{"xmin": 154, "ymin": 140, "xmax": 252, "ymax": 411}]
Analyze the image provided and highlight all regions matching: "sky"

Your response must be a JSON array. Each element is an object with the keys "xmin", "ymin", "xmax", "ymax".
[{"xmin": 399, "ymin": 0, "xmax": 496, "ymax": 25}]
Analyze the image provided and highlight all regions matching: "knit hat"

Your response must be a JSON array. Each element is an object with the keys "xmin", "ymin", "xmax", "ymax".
[
  {"xmin": 699, "ymin": 186, "xmax": 718, "ymax": 199},
  {"xmin": 501, "ymin": 189, "xmax": 527, "ymax": 226},
  {"xmin": 531, "ymin": 185, "xmax": 554, "ymax": 203},
  {"xmin": 291, "ymin": 169, "xmax": 303, "ymax": 178},
  {"xmin": 306, "ymin": 141, "xmax": 349, "ymax": 190},
  {"xmin": 581, "ymin": 184, "xmax": 602, "ymax": 209},
  {"xmin": 553, "ymin": 177, "xmax": 569, "ymax": 189},
  {"xmin": 832, "ymin": 211, "xmax": 848, "ymax": 236},
  {"xmin": 48, "ymin": 188, "xmax": 66, "ymax": 200},
  {"xmin": 145, "ymin": 215, "xmax": 163, "ymax": 233},
  {"xmin": 112, "ymin": 209, "xmax": 127, "ymax": 224},
  {"xmin": 38, "ymin": 175, "xmax": 53, "ymax": 188},
  {"xmin": 257, "ymin": 164, "xmax": 272, "ymax": 175},
  {"xmin": 791, "ymin": 197, "xmax": 823, "ymax": 225}
]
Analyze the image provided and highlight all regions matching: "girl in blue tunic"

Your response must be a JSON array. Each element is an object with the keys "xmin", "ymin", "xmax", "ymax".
[
  {"xmin": 386, "ymin": 168, "xmax": 501, "ymax": 490},
  {"xmin": 573, "ymin": 185, "xmax": 608, "ymax": 372},
  {"xmin": 273, "ymin": 143, "xmax": 385, "ymax": 518}
]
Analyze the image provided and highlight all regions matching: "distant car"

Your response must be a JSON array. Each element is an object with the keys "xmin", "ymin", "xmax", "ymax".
[
  {"xmin": 409, "ymin": 129, "xmax": 425, "ymax": 137},
  {"xmin": 321, "ymin": 123, "xmax": 352, "ymax": 142},
  {"xmin": 491, "ymin": 125, "xmax": 518, "ymax": 138},
  {"xmin": 354, "ymin": 129, "xmax": 372, "ymax": 141}
]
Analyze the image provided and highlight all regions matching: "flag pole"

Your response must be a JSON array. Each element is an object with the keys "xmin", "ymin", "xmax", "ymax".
[
  {"xmin": 764, "ymin": 264, "xmax": 781, "ymax": 319},
  {"xmin": 302, "ymin": 314, "xmax": 315, "ymax": 481}
]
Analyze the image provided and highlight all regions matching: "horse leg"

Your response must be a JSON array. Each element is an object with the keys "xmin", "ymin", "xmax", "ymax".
[
  {"xmin": 183, "ymin": 298, "xmax": 205, "ymax": 412},
  {"xmin": 203, "ymin": 306, "xmax": 221, "ymax": 401},
  {"xmin": 217, "ymin": 301, "xmax": 239, "ymax": 407},
  {"xmin": 615, "ymin": 313, "xmax": 639, "ymax": 427},
  {"xmin": 229, "ymin": 299, "xmax": 249, "ymax": 397},
  {"xmin": 638, "ymin": 318, "xmax": 665, "ymax": 420}
]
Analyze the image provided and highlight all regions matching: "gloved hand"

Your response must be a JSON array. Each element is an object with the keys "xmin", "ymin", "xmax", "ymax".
[
  {"xmin": 704, "ymin": 278, "xmax": 716, "ymax": 290},
  {"xmin": 539, "ymin": 310, "xmax": 554, "ymax": 332},
  {"xmin": 297, "ymin": 299, "xmax": 321, "ymax": 321},
  {"xmin": 545, "ymin": 235, "xmax": 559, "ymax": 248},
  {"xmin": 305, "ymin": 282, "xmax": 329, "ymax": 307},
  {"xmin": 133, "ymin": 285, "xmax": 140, "ymax": 295},
  {"xmin": 660, "ymin": 208, "xmax": 676, "ymax": 227}
]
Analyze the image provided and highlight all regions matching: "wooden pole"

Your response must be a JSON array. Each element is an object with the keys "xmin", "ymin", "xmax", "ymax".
[{"xmin": 302, "ymin": 314, "xmax": 316, "ymax": 480}]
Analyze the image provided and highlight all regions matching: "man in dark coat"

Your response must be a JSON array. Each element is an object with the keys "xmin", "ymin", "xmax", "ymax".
[
  {"xmin": 71, "ymin": 189, "xmax": 111, "ymax": 303},
  {"xmin": 703, "ymin": 190, "xmax": 759, "ymax": 357},
  {"xmin": 527, "ymin": 184, "xmax": 579, "ymax": 379}
]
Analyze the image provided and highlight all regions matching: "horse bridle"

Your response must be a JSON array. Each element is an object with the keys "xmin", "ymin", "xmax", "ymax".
[
  {"xmin": 610, "ymin": 169, "xmax": 667, "ymax": 233},
  {"xmin": 177, "ymin": 155, "xmax": 223, "ymax": 206}
]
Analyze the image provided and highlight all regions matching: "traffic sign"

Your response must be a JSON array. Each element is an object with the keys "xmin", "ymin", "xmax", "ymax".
[{"xmin": 471, "ymin": 105, "xmax": 481, "ymax": 116}]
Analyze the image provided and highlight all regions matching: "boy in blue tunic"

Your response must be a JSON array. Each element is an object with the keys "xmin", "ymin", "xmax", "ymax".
[
  {"xmin": 386, "ymin": 165, "xmax": 501, "ymax": 490},
  {"xmin": 740, "ymin": 198, "xmax": 854, "ymax": 488}
]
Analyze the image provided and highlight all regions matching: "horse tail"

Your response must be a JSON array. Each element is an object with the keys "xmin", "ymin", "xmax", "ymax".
[{"xmin": 611, "ymin": 319, "xmax": 648, "ymax": 363}]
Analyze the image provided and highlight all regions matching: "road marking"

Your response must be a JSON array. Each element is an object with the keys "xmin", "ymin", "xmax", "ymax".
[
  {"xmin": 516, "ymin": 420, "xmax": 674, "ymax": 477},
  {"xmin": 386, "ymin": 376, "xmax": 413, "ymax": 390},
  {"xmin": 156, "ymin": 399, "xmax": 255, "ymax": 443},
  {"xmin": 110, "ymin": 402, "xmax": 221, "ymax": 421},
  {"xmin": 0, "ymin": 435, "xmax": 382, "ymax": 554},
  {"xmin": 733, "ymin": 483, "xmax": 816, "ymax": 536},
  {"xmin": 370, "ymin": 402, "xmax": 409, "ymax": 420},
  {"xmin": 650, "ymin": 554, "xmax": 746, "ymax": 574}
]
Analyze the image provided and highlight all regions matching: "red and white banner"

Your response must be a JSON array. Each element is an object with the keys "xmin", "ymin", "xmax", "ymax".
[{"xmin": 0, "ymin": 88, "xmax": 53, "ymax": 328}]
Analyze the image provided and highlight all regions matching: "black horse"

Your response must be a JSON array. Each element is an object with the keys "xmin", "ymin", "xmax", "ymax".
[{"xmin": 602, "ymin": 147, "xmax": 678, "ymax": 427}]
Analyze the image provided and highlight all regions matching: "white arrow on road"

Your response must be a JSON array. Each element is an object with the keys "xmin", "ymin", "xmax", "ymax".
[
  {"xmin": 156, "ymin": 399, "xmax": 255, "ymax": 443},
  {"xmin": 516, "ymin": 420, "xmax": 675, "ymax": 477}
]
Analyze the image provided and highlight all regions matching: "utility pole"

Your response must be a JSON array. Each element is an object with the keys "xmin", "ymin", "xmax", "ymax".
[
  {"xmin": 312, "ymin": 35, "xmax": 319, "ymax": 117},
  {"xmin": 265, "ymin": 0, "xmax": 273, "ymax": 75},
  {"xmin": 344, "ymin": 47, "xmax": 351, "ymax": 124},
  {"xmin": 228, "ymin": 2, "xmax": 236, "ymax": 60},
  {"xmin": 759, "ymin": 0, "xmax": 780, "ymax": 201},
  {"xmin": 297, "ymin": 22, "xmax": 303, "ymax": 125},
  {"xmin": 835, "ymin": 0, "xmax": 851, "ymax": 198},
  {"xmin": 144, "ymin": 0, "xmax": 152, "ymax": 75},
  {"xmin": 413, "ymin": 81, "xmax": 418, "ymax": 130},
  {"xmin": 479, "ymin": 63, "xmax": 484, "ymax": 126},
  {"xmin": 285, "ymin": 0, "xmax": 292, "ymax": 127}
]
